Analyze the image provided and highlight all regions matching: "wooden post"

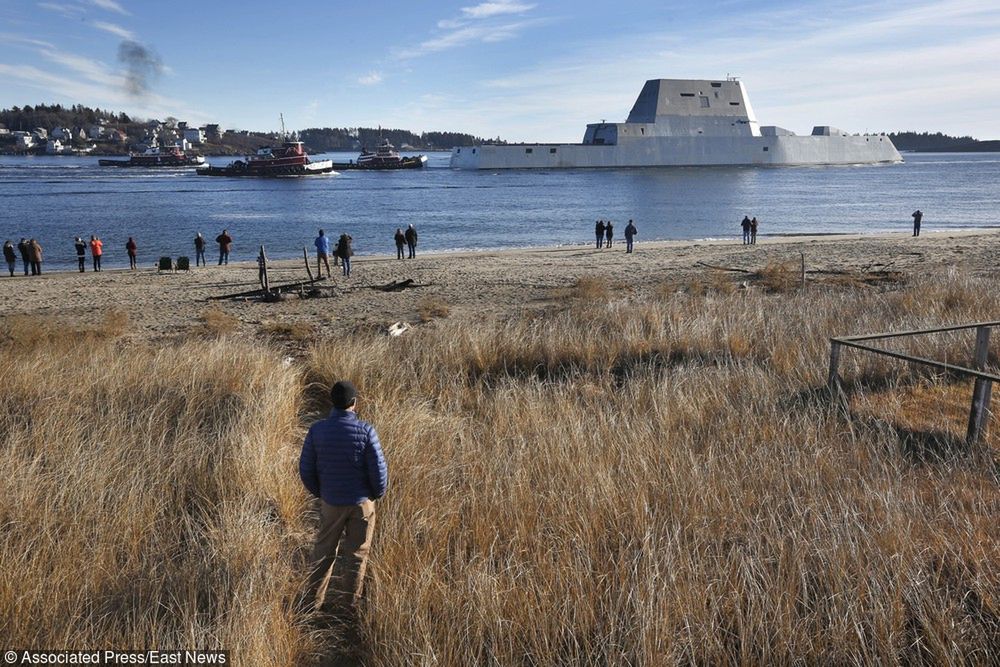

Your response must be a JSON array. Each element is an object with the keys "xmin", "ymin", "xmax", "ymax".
[
  {"xmin": 966, "ymin": 325, "xmax": 992, "ymax": 444},
  {"xmin": 828, "ymin": 340, "xmax": 842, "ymax": 392},
  {"xmin": 303, "ymin": 247, "xmax": 315, "ymax": 282},
  {"xmin": 258, "ymin": 245, "xmax": 269, "ymax": 294},
  {"xmin": 800, "ymin": 252, "xmax": 806, "ymax": 288}
]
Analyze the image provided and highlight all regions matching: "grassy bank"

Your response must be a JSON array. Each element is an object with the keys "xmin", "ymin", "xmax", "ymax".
[{"xmin": 1, "ymin": 271, "xmax": 998, "ymax": 664}]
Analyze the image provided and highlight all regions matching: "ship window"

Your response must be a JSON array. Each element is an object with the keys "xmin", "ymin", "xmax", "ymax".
[
  {"xmin": 729, "ymin": 102, "xmax": 740, "ymax": 106},
  {"xmin": 711, "ymin": 82, "xmax": 722, "ymax": 87},
  {"xmin": 549, "ymin": 148, "xmax": 556, "ymax": 153},
  {"xmin": 700, "ymin": 96, "xmax": 710, "ymax": 108},
  {"xmin": 640, "ymin": 127, "xmax": 644, "ymax": 135},
  {"xmin": 763, "ymin": 146, "xmax": 769, "ymax": 152},
  {"xmin": 472, "ymin": 148, "xmax": 476, "ymax": 153},
  {"xmin": 680, "ymin": 93, "xmax": 695, "ymax": 97},
  {"xmin": 525, "ymin": 148, "xmax": 533, "ymax": 153},
  {"xmin": 457, "ymin": 148, "xmax": 461, "ymax": 153}
]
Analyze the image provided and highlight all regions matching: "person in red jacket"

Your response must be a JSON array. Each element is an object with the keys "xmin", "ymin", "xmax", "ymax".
[
  {"xmin": 89, "ymin": 235, "xmax": 103, "ymax": 272},
  {"xmin": 126, "ymin": 237, "xmax": 138, "ymax": 270},
  {"xmin": 216, "ymin": 229, "xmax": 233, "ymax": 265}
]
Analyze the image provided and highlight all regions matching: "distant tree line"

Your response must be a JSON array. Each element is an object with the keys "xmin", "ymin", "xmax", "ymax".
[
  {"xmin": 298, "ymin": 127, "xmax": 504, "ymax": 152},
  {"xmin": 0, "ymin": 103, "xmax": 134, "ymax": 133},
  {"xmin": 888, "ymin": 131, "xmax": 1000, "ymax": 152}
]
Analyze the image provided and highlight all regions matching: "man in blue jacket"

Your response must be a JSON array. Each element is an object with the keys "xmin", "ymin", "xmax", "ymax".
[
  {"xmin": 300, "ymin": 380, "xmax": 388, "ymax": 613},
  {"xmin": 314, "ymin": 229, "xmax": 332, "ymax": 278}
]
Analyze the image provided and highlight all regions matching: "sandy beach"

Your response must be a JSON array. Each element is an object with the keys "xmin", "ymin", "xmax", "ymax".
[{"xmin": 3, "ymin": 229, "xmax": 999, "ymax": 341}]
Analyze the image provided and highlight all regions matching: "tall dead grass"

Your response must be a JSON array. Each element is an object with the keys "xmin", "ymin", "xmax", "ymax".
[{"xmin": 2, "ymin": 270, "xmax": 998, "ymax": 664}]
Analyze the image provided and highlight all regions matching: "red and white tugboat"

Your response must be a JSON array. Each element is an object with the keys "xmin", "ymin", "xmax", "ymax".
[
  {"xmin": 197, "ymin": 141, "xmax": 335, "ymax": 177},
  {"xmin": 353, "ymin": 139, "xmax": 427, "ymax": 170},
  {"xmin": 99, "ymin": 143, "xmax": 205, "ymax": 168}
]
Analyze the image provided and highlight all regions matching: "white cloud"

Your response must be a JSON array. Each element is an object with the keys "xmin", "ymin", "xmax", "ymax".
[
  {"xmin": 461, "ymin": 1, "xmax": 535, "ymax": 19},
  {"xmin": 37, "ymin": 2, "xmax": 85, "ymax": 17},
  {"xmin": 358, "ymin": 71, "xmax": 383, "ymax": 85},
  {"xmin": 0, "ymin": 32, "xmax": 56, "ymax": 49},
  {"xmin": 91, "ymin": 20, "xmax": 135, "ymax": 40},
  {"xmin": 90, "ymin": 0, "xmax": 129, "ymax": 15}
]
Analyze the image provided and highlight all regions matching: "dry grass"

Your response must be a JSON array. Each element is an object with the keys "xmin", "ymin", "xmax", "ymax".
[
  {"xmin": 195, "ymin": 306, "xmax": 240, "ymax": 337},
  {"xmin": 3, "ymin": 269, "xmax": 999, "ymax": 665},
  {"xmin": 416, "ymin": 296, "xmax": 451, "ymax": 323},
  {"xmin": 261, "ymin": 319, "xmax": 317, "ymax": 342}
]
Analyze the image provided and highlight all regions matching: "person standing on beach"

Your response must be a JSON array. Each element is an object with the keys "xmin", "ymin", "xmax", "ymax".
[
  {"xmin": 605, "ymin": 220, "xmax": 614, "ymax": 248},
  {"xmin": 90, "ymin": 235, "xmax": 103, "ymax": 272},
  {"xmin": 741, "ymin": 216, "xmax": 752, "ymax": 245},
  {"xmin": 27, "ymin": 238, "xmax": 42, "ymax": 276},
  {"xmin": 750, "ymin": 217, "xmax": 759, "ymax": 245},
  {"xmin": 299, "ymin": 380, "xmax": 388, "ymax": 614},
  {"xmin": 126, "ymin": 237, "xmax": 138, "ymax": 270},
  {"xmin": 17, "ymin": 238, "xmax": 29, "ymax": 276},
  {"xmin": 404, "ymin": 224, "xmax": 418, "ymax": 259},
  {"xmin": 336, "ymin": 233, "xmax": 354, "ymax": 278},
  {"xmin": 314, "ymin": 229, "xmax": 332, "ymax": 278},
  {"xmin": 216, "ymin": 229, "xmax": 233, "ymax": 265},
  {"xmin": 624, "ymin": 220, "xmax": 637, "ymax": 253},
  {"xmin": 74, "ymin": 237, "xmax": 87, "ymax": 272},
  {"xmin": 194, "ymin": 233, "xmax": 206, "ymax": 267},
  {"xmin": 394, "ymin": 228, "xmax": 406, "ymax": 260},
  {"xmin": 595, "ymin": 220, "xmax": 605, "ymax": 249},
  {"xmin": 912, "ymin": 210, "xmax": 922, "ymax": 237},
  {"xmin": 3, "ymin": 240, "xmax": 17, "ymax": 277}
]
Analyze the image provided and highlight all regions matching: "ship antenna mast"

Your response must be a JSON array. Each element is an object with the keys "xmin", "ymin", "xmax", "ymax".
[{"xmin": 280, "ymin": 113, "xmax": 286, "ymax": 140}]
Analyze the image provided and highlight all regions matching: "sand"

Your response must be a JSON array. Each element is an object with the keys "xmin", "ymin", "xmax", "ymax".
[{"xmin": 2, "ymin": 230, "xmax": 998, "ymax": 342}]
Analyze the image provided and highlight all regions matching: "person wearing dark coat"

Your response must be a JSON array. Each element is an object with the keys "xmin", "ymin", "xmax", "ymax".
[
  {"xmin": 336, "ymin": 233, "xmax": 354, "ymax": 278},
  {"xmin": 394, "ymin": 228, "xmax": 406, "ymax": 260},
  {"xmin": 624, "ymin": 220, "xmax": 637, "ymax": 253},
  {"xmin": 595, "ymin": 220, "xmax": 605, "ymax": 249},
  {"xmin": 741, "ymin": 216, "xmax": 752, "ymax": 245},
  {"xmin": 299, "ymin": 380, "xmax": 388, "ymax": 613},
  {"xmin": 17, "ymin": 238, "xmax": 29, "ymax": 275},
  {"xmin": 404, "ymin": 224, "xmax": 417, "ymax": 259},
  {"xmin": 126, "ymin": 237, "xmax": 138, "ymax": 270},
  {"xmin": 74, "ymin": 237, "xmax": 87, "ymax": 272},
  {"xmin": 750, "ymin": 217, "xmax": 758, "ymax": 245},
  {"xmin": 605, "ymin": 221, "xmax": 614, "ymax": 248},
  {"xmin": 912, "ymin": 209, "xmax": 923, "ymax": 237},
  {"xmin": 194, "ymin": 233, "xmax": 206, "ymax": 267},
  {"xmin": 216, "ymin": 229, "xmax": 233, "ymax": 265},
  {"xmin": 3, "ymin": 240, "xmax": 17, "ymax": 277}
]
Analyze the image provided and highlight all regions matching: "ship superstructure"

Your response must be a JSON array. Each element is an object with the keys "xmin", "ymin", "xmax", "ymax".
[{"xmin": 450, "ymin": 78, "xmax": 901, "ymax": 169}]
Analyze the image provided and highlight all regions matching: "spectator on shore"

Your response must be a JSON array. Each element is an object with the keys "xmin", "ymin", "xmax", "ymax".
[
  {"xmin": 194, "ymin": 233, "xmax": 206, "ymax": 267},
  {"xmin": 605, "ymin": 220, "xmax": 614, "ymax": 248},
  {"xmin": 3, "ymin": 240, "xmax": 16, "ymax": 277},
  {"xmin": 624, "ymin": 219, "xmax": 637, "ymax": 253},
  {"xmin": 314, "ymin": 229, "xmax": 332, "ymax": 278},
  {"xmin": 394, "ymin": 228, "xmax": 406, "ymax": 260},
  {"xmin": 126, "ymin": 237, "xmax": 138, "ymax": 270},
  {"xmin": 74, "ymin": 237, "xmax": 87, "ymax": 272},
  {"xmin": 595, "ymin": 220, "xmax": 605, "ymax": 249},
  {"xmin": 404, "ymin": 224, "xmax": 418, "ymax": 259},
  {"xmin": 17, "ymin": 238, "xmax": 29, "ymax": 276},
  {"xmin": 750, "ymin": 217, "xmax": 759, "ymax": 245},
  {"xmin": 90, "ymin": 235, "xmax": 103, "ymax": 272},
  {"xmin": 299, "ymin": 380, "xmax": 388, "ymax": 615},
  {"xmin": 741, "ymin": 216, "xmax": 752, "ymax": 245},
  {"xmin": 216, "ymin": 229, "xmax": 233, "ymax": 265},
  {"xmin": 27, "ymin": 238, "xmax": 42, "ymax": 276},
  {"xmin": 912, "ymin": 209, "xmax": 923, "ymax": 237},
  {"xmin": 336, "ymin": 233, "xmax": 354, "ymax": 278}
]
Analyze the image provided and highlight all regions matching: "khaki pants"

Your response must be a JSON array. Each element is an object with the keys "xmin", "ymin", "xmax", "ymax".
[{"xmin": 305, "ymin": 499, "xmax": 376, "ymax": 612}]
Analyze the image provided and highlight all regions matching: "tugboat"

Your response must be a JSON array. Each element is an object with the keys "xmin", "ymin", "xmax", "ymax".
[
  {"xmin": 99, "ymin": 143, "xmax": 205, "ymax": 167},
  {"xmin": 332, "ymin": 139, "xmax": 427, "ymax": 170},
  {"xmin": 196, "ymin": 141, "xmax": 335, "ymax": 177}
]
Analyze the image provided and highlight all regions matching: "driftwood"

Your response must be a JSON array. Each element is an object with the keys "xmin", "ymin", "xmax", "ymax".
[
  {"xmin": 303, "ymin": 247, "xmax": 314, "ymax": 282},
  {"xmin": 208, "ymin": 276, "xmax": 326, "ymax": 300},
  {"xmin": 695, "ymin": 261, "xmax": 752, "ymax": 274},
  {"xmin": 368, "ymin": 278, "xmax": 429, "ymax": 292}
]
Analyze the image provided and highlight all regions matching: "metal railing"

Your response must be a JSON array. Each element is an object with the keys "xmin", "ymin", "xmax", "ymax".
[{"xmin": 829, "ymin": 321, "xmax": 1000, "ymax": 444}]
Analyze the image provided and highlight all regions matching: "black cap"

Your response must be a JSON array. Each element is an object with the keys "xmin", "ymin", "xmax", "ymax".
[{"xmin": 330, "ymin": 380, "xmax": 357, "ymax": 409}]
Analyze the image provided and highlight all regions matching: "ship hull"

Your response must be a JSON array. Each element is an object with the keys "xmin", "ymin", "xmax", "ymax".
[
  {"xmin": 99, "ymin": 155, "xmax": 205, "ymax": 167},
  {"xmin": 330, "ymin": 156, "xmax": 427, "ymax": 170},
  {"xmin": 451, "ymin": 135, "xmax": 902, "ymax": 169},
  {"xmin": 196, "ymin": 159, "xmax": 336, "ymax": 177}
]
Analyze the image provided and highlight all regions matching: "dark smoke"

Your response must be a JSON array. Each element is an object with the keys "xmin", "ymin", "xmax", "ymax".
[{"xmin": 117, "ymin": 40, "xmax": 163, "ymax": 97}]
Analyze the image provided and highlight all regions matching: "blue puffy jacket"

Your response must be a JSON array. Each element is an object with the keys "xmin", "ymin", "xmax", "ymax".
[
  {"xmin": 299, "ymin": 410, "xmax": 388, "ymax": 505},
  {"xmin": 314, "ymin": 235, "xmax": 330, "ymax": 255}
]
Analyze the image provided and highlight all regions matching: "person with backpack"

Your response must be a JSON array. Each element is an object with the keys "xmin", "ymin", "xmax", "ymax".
[{"xmin": 336, "ymin": 233, "xmax": 354, "ymax": 278}]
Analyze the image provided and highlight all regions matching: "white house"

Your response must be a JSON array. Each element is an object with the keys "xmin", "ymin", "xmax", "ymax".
[
  {"xmin": 14, "ymin": 132, "xmax": 35, "ymax": 149},
  {"xmin": 183, "ymin": 128, "xmax": 205, "ymax": 144},
  {"xmin": 51, "ymin": 127, "xmax": 73, "ymax": 140},
  {"xmin": 46, "ymin": 138, "xmax": 66, "ymax": 154}
]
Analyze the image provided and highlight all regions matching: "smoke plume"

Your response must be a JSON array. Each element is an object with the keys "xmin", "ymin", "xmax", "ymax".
[{"xmin": 117, "ymin": 40, "xmax": 163, "ymax": 97}]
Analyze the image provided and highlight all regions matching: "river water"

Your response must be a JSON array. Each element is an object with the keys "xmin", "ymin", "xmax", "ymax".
[{"xmin": 1, "ymin": 151, "xmax": 998, "ymax": 271}]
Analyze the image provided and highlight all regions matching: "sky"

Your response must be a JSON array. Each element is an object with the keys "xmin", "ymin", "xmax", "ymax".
[{"xmin": 1, "ymin": 0, "xmax": 998, "ymax": 141}]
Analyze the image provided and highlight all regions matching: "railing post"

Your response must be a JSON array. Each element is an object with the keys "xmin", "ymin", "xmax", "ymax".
[
  {"xmin": 828, "ymin": 340, "xmax": 842, "ymax": 392},
  {"xmin": 966, "ymin": 325, "xmax": 992, "ymax": 445}
]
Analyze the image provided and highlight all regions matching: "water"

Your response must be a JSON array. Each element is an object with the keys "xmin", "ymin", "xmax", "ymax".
[{"xmin": 1, "ymin": 151, "xmax": 998, "ymax": 271}]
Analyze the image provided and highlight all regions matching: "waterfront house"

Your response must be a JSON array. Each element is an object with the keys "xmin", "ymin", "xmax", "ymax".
[
  {"xmin": 183, "ymin": 128, "xmax": 205, "ymax": 144},
  {"xmin": 88, "ymin": 124, "xmax": 105, "ymax": 140}
]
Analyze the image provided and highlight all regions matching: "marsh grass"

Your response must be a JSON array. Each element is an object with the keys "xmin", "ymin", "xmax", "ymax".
[
  {"xmin": 196, "ymin": 306, "xmax": 240, "ymax": 337},
  {"xmin": 2, "ymin": 270, "xmax": 998, "ymax": 665}
]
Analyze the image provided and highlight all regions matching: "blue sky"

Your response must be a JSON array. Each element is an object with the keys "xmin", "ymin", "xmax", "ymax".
[{"xmin": 1, "ymin": 0, "xmax": 998, "ymax": 141}]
